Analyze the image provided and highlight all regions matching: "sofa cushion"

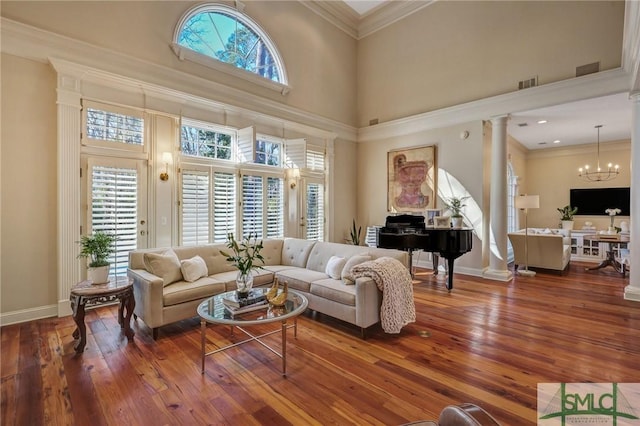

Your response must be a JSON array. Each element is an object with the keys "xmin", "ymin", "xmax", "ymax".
[
  {"xmin": 341, "ymin": 255, "xmax": 372, "ymax": 284},
  {"xmin": 174, "ymin": 244, "xmax": 236, "ymax": 275},
  {"xmin": 275, "ymin": 268, "xmax": 327, "ymax": 293},
  {"xmin": 260, "ymin": 239, "xmax": 284, "ymax": 265},
  {"xmin": 210, "ymin": 269, "xmax": 274, "ymax": 290},
  {"xmin": 162, "ymin": 276, "xmax": 226, "ymax": 306},
  {"xmin": 281, "ymin": 238, "xmax": 316, "ymax": 267},
  {"xmin": 325, "ymin": 256, "xmax": 346, "ymax": 279},
  {"xmin": 180, "ymin": 255, "xmax": 208, "ymax": 282},
  {"xmin": 310, "ymin": 278, "xmax": 356, "ymax": 306},
  {"xmin": 144, "ymin": 249, "xmax": 183, "ymax": 286}
]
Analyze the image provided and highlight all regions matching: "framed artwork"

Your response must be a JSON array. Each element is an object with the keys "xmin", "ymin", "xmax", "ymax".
[
  {"xmin": 387, "ymin": 145, "xmax": 437, "ymax": 212},
  {"xmin": 434, "ymin": 216, "xmax": 451, "ymax": 229}
]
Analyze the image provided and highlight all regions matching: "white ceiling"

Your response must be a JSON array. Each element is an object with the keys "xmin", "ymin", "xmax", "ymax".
[
  {"xmin": 508, "ymin": 92, "xmax": 632, "ymax": 150},
  {"xmin": 343, "ymin": 0, "xmax": 387, "ymax": 15}
]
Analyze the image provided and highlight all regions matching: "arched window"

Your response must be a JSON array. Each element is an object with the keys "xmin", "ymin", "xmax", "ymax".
[{"xmin": 172, "ymin": 4, "xmax": 289, "ymax": 94}]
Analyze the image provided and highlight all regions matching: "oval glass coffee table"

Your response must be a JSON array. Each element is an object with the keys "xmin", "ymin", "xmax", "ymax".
[{"xmin": 197, "ymin": 289, "xmax": 308, "ymax": 377}]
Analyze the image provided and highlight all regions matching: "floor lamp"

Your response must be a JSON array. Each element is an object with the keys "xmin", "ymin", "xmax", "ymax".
[{"xmin": 515, "ymin": 194, "xmax": 540, "ymax": 277}]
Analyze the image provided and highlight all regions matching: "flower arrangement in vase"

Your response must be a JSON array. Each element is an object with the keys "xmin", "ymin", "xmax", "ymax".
[
  {"xmin": 605, "ymin": 208, "xmax": 621, "ymax": 233},
  {"xmin": 221, "ymin": 232, "xmax": 265, "ymax": 297}
]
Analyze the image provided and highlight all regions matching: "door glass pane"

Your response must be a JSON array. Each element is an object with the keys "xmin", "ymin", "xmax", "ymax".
[
  {"xmin": 242, "ymin": 175, "xmax": 263, "ymax": 238},
  {"xmin": 306, "ymin": 182, "xmax": 324, "ymax": 241},
  {"xmin": 91, "ymin": 165, "xmax": 138, "ymax": 277},
  {"xmin": 182, "ymin": 170, "xmax": 210, "ymax": 245}
]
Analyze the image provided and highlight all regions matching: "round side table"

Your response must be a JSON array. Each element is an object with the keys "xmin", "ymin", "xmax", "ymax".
[{"xmin": 69, "ymin": 276, "xmax": 135, "ymax": 353}]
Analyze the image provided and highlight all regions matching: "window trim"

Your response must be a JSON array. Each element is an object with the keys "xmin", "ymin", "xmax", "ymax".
[
  {"xmin": 82, "ymin": 100, "xmax": 146, "ymax": 153},
  {"xmin": 180, "ymin": 118, "xmax": 236, "ymax": 162},
  {"xmin": 172, "ymin": 3, "xmax": 291, "ymax": 95}
]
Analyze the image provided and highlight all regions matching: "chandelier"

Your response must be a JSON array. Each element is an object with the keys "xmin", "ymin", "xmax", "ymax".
[{"xmin": 578, "ymin": 125, "xmax": 619, "ymax": 182}]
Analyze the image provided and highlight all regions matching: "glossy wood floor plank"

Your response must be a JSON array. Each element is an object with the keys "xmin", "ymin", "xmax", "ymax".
[{"xmin": 2, "ymin": 262, "xmax": 639, "ymax": 425}]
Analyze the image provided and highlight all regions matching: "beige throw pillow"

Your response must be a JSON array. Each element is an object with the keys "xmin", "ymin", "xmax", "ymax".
[
  {"xmin": 341, "ymin": 255, "xmax": 372, "ymax": 285},
  {"xmin": 143, "ymin": 249, "xmax": 183, "ymax": 286},
  {"xmin": 325, "ymin": 256, "xmax": 346, "ymax": 280},
  {"xmin": 180, "ymin": 255, "xmax": 208, "ymax": 282}
]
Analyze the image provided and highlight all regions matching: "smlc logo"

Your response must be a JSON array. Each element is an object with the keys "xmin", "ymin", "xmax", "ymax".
[{"xmin": 538, "ymin": 383, "xmax": 640, "ymax": 425}]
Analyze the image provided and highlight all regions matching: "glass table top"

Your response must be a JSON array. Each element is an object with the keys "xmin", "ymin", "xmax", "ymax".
[{"xmin": 197, "ymin": 288, "xmax": 308, "ymax": 326}]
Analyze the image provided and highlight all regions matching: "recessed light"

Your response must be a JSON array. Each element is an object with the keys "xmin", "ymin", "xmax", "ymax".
[
  {"xmin": 553, "ymin": 140, "xmax": 560, "ymax": 144},
  {"xmin": 537, "ymin": 120, "xmax": 548, "ymax": 124}
]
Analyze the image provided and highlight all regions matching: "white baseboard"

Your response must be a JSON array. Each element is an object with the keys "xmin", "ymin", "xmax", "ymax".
[{"xmin": 0, "ymin": 304, "xmax": 58, "ymax": 327}]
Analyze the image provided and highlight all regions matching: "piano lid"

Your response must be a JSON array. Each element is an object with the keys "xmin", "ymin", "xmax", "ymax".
[{"xmin": 383, "ymin": 214, "xmax": 425, "ymax": 229}]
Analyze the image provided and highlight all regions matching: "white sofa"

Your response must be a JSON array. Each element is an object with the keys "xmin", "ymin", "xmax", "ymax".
[
  {"xmin": 508, "ymin": 228, "xmax": 571, "ymax": 272},
  {"xmin": 127, "ymin": 238, "xmax": 408, "ymax": 338}
]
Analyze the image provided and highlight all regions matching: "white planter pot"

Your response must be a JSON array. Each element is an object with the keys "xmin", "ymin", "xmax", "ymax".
[
  {"xmin": 88, "ymin": 265, "xmax": 110, "ymax": 284},
  {"xmin": 561, "ymin": 220, "xmax": 574, "ymax": 230},
  {"xmin": 451, "ymin": 217, "xmax": 464, "ymax": 229}
]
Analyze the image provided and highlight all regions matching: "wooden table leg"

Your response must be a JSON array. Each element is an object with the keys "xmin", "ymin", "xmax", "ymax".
[
  {"xmin": 72, "ymin": 300, "xmax": 87, "ymax": 353},
  {"xmin": 121, "ymin": 290, "xmax": 135, "ymax": 341}
]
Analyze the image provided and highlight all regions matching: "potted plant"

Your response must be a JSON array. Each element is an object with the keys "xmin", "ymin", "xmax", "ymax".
[
  {"xmin": 557, "ymin": 205, "xmax": 578, "ymax": 230},
  {"xmin": 77, "ymin": 231, "xmax": 116, "ymax": 284},
  {"xmin": 220, "ymin": 232, "xmax": 265, "ymax": 297},
  {"xmin": 443, "ymin": 196, "xmax": 469, "ymax": 228},
  {"xmin": 349, "ymin": 219, "xmax": 362, "ymax": 245}
]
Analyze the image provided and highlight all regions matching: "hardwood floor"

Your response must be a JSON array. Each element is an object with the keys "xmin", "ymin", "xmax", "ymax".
[{"xmin": 2, "ymin": 262, "xmax": 639, "ymax": 425}]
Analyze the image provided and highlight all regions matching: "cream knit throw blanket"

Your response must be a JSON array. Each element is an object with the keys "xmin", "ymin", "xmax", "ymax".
[{"xmin": 351, "ymin": 256, "xmax": 415, "ymax": 334}]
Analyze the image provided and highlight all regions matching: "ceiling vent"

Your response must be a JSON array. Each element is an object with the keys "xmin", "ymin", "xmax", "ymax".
[
  {"xmin": 517, "ymin": 122, "xmax": 528, "ymax": 127},
  {"xmin": 518, "ymin": 76, "xmax": 538, "ymax": 90},
  {"xmin": 576, "ymin": 62, "xmax": 600, "ymax": 77}
]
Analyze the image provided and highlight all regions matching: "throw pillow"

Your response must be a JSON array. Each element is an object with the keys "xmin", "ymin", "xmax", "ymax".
[
  {"xmin": 180, "ymin": 255, "xmax": 208, "ymax": 282},
  {"xmin": 143, "ymin": 249, "xmax": 183, "ymax": 286},
  {"xmin": 341, "ymin": 255, "xmax": 372, "ymax": 285},
  {"xmin": 325, "ymin": 256, "xmax": 346, "ymax": 280}
]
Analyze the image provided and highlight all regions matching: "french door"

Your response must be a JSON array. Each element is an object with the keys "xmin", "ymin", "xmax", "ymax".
[{"xmin": 84, "ymin": 157, "xmax": 148, "ymax": 278}]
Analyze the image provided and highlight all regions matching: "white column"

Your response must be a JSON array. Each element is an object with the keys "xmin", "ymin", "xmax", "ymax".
[
  {"xmin": 51, "ymin": 61, "xmax": 83, "ymax": 317},
  {"xmin": 625, "ymin": 92, "xmax": 640, "ymax": 301},
  {"xmin": 483, "ymin": 115, "xmax": 513, "ymax": 281}
]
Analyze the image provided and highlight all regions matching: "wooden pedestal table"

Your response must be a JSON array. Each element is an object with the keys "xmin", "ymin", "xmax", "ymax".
[
  {"xmin": 583, "ymin": 234, "xmax": 630, "ymax": 276},
  {"xmin": 197, "ymin": 289, "xmax": 308, "ymax": 377},
  {"xmin": 70, "ymin": 277, "xmax": 135, "ymax": 353}
]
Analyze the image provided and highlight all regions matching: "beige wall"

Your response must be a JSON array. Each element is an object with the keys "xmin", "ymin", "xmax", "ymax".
[
  {"xmin": 0, "ymin": 0, "xmax": 358, "ymax": 126},
  {"xmin": 357, "ymin": 0, "xmax": 624, "ymax": 127},
  {"xmin": 1, "ymin": 54, "xmax": 58, "ymax": 313},
  {"xmin": 519, "ymin": 141, "xmax": 631, "ymax": 230},
  {"xmin": 357, "ymin": 121, "xmax": 485, "ymax": 271}
]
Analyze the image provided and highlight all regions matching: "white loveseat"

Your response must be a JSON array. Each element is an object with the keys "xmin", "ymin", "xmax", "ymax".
[
  {"xmin": 508, "ymin": 228, "xmax": 571, "ymax": 272},
  {"xmin": 127, "ymin": 238, "xmax": 408, "ymax": 338}
]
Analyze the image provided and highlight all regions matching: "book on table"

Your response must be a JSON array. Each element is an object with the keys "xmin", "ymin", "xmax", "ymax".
[
  {"xmin": 224, "ymin": 300, "xmax": 268, "ymax": 316},
  {"xmin": 222, "ymin": 288, "xmax": 266, "ymax": 308}
]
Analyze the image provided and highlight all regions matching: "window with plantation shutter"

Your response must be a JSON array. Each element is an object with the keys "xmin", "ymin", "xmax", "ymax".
[
  {"xmin": 213, "ymin": 172, "xmax": 236, "ymax": 242},
  {"xmin": 90, "ymin": 165, "xmax": 138, "ymax": 277},
  {"xmin": 181, "ymin": 170, "xmax": 210, "ymax": 246},
  {"xmin": 266, "ymin": 177, "xmax": 284, "ymax": 238},
  {"xmin": 306, "ymin": 146, "xmax": 325, "ymax": 171},
  {"xmin": 305, "ymin": 182, "xmax": 324, "ymax": 241},
  {"xmin": 242, "ymin": 174, "xmax": 263, "ymax": 238}
]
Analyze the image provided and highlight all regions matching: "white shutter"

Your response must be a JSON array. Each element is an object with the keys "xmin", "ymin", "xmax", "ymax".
[
  {"xmin": 306, "ymin": 145, "xmax": 325, "ymax": 171},
  {"xmin": 90, "ymin": 165, "xmax": 138, "ymax": 276},
  {"xmin": 306, "ymin": 182, "xmax": 324, "ymax": 241},
  {"xmin": 284, "ymin": 138, "xmax": 306, "ymax": 169},
  {"xmin": 237, "ymin": 126, "xmax": 256, "ymax": 163},
  {"xmin": 242, "ymin": 174, "xmax": 263, "ymax": 238},
  {"xmin": 266, "ymin": 177, "xmax": 284, "ymax": 238},
  {"xmin": 181, "ymin": 170, "xmax": 210, "ymax": 246},
  {"xmin": 213, "ymin": 172, "xmax": 236, "ymax": 242}
]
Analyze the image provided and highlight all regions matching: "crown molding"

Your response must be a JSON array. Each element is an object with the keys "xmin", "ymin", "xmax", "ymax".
[
  {"xmin": 358, "ymin": 68, "xmax": 631, "ymax": 143},
  {"xmin": 1, "ymin": 18, "xmax": 356, "ymax": 142},
  {"xmin": 303, "ymin": 0, "xmax": 434, "ymax": 40}
]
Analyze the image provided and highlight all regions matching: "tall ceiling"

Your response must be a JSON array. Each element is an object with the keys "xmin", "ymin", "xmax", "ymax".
[{"xmin": 339, "ymin": 0, "xmax": 632, "ymax": 150}]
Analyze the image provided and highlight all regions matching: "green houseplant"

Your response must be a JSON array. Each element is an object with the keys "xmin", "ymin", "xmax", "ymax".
[
  {"xmin": 77, "ymin": 231, "xmax": 116, "ymax": 284},
  {"xmin": 443, "ymin": 196, "xmax": 469, "ymax": 228},
  {"xmin": 557, "ymin": 205, "xmax": 578, "ymax": 230},
  {"xmin": 220, "ymin": 232, "xmax": 265, "ymax": 296}
]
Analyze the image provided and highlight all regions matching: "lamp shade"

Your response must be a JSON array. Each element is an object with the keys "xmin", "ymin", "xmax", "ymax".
[{"xmin": 515, "ymin": 195, "xmax": 539, "ymax": 209}]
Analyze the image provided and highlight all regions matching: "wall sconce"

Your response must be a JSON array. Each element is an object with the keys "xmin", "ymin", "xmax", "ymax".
[
  {"xmin": 288, "ymin": 167, "xmax": 300, "ymax": 189},
  {"xmin": 160, "ymin": 152, "xmax": 172, "ymax": 181}
]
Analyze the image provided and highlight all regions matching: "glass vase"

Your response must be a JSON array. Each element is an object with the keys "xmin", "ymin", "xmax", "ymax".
[{"xmin": 236, "ymin": 270, "xmax": 254, "ymax": 297}]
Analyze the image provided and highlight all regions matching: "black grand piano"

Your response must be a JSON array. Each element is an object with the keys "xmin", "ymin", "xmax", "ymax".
[{"xmin": 377, "ymin": 214, "xmax": 472, "ymax": 291}]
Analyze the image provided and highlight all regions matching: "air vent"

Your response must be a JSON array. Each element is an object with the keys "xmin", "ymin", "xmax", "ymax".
[
  {"xmin": 518, "ymin": 76, "xmax": 538, "ymax": 90},
  {"xmin": 576, "ymin": 62, "xmax": 600, "ymax": 77},
  {"xmin": 518, "ymin": 122, "xmax": 528, "ymax": 127},
  {"xmin": 369, "ymin": 118, "xmax": 379, "ymax": 126}
]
